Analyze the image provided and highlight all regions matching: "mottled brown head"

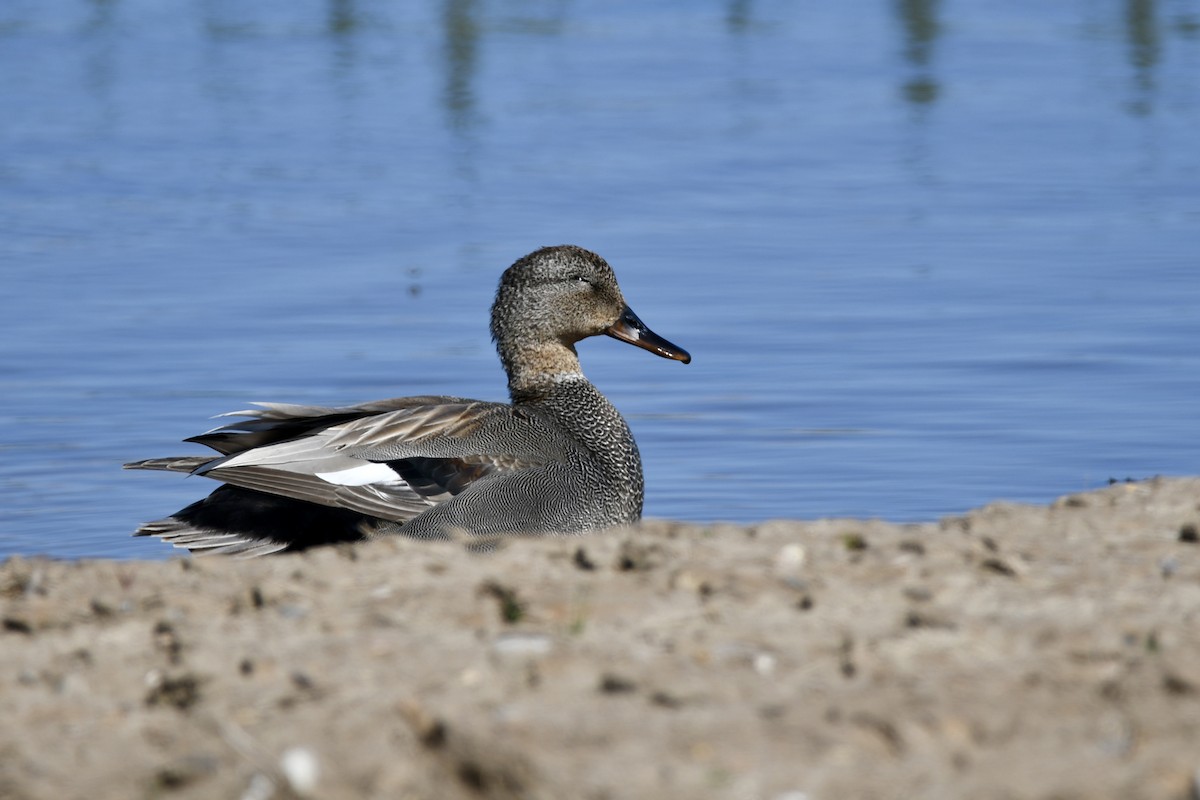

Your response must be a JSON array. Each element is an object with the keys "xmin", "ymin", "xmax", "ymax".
[{"xmin": 491, "ymin": 245, "xmax": 690, "ymax": 368}]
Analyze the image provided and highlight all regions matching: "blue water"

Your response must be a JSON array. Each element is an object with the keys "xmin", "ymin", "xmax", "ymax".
[{"xmin": 2, "ymin": 1, "xmax": 1198, "ymax": 558}]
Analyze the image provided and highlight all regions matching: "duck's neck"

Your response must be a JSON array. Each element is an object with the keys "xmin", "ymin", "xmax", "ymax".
[
  {"xmin": 500, "ymin": 339, "xmax": 644, "ymax": 523},
  {"xmin": 500, "ymin": 339, "xmax": 588, "ymax": 403}
]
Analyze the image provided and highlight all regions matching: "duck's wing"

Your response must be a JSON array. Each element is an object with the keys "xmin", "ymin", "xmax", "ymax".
[
  {"xmin": 134, "ymin": 399, "xmax": 563, "ymax": 524},
  {"xmin": 183, "ymin": 396, "xmax": 476, "ymax": 455}
]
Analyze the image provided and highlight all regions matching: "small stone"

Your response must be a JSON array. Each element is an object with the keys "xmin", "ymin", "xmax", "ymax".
[
  {"xmin": 398, "ymin": 699, "xmax": 448, "ymax": 748},
  {"xmin": 492, "ymin": 633, "xmax": 553, "ymax": 658},
  {"xmin": 903, "ymin": 586, "xmax": 933, "ymax": 602},
  {"xmin": 573, "ymin": 547, "xmax": 596, "ymax": 571},
  {"xmin": 905, "ymin": 610, "xmax": 956, "ymax": 630},
  {"xmin": 145, "ymin": 672, "xmax": 203, "ymax": 711},
  {"xmin": 370, "ymin": 583, "xmax": 395, "ymax": 599},
  {"xmin": 615, "ymin": 540, "xmax": 662, "ymax": 571},
  {"xmin": 153, "ymin": 620, "xmax": 183, "ymax": 664},
  {"xmin": 90, "ymin": 598, "xmax": 115, "ymax": 617},
  {"xmin": 598, "ymin": 673, "xmax": 637, "ymax": 694},
  {"xmin": 670, "ymin": 569, "xmax": 717, "ymax": 599},
  {"xmin": 291, "ymin": 672, "xmax": 316, "ymax": 692},
  {"xmin": 1179, "ymin": 523, "xmax": 1198, "ymax": 544},
  {"xmin": 650, "ymin": 690, "xmax": 683, "ymax": 708},
  {"xmin": 980, "ymin": 557, "xmax": 1016, "ymax": 577},
  {"xmin": 280, "ymin": 747, "xmax": 319, "ymax": 795},
  {"xmin": 155, "ymin": 754, "xmax": 218, "ymax": 790},
  {"xmin": 277, "ymin": 604, "xmax": 308, "ymax": 619},
  {"xmin": 1163, "ymin": 672, "xmax": 1195, "ymax": 696},
  {"xmin": 774, "ymin": 543, "xmax": 807, "ymax": 573}
]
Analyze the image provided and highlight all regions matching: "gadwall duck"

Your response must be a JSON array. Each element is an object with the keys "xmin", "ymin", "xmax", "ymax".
[{"xmin": 126, "ymin": 245, "xmax": 690, "ymax": 556}]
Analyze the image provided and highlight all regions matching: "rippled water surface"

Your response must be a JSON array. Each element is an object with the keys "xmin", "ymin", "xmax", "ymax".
[{"xmin": 2, "ymin": 1, "xmax": 1198, "ymax": 558}]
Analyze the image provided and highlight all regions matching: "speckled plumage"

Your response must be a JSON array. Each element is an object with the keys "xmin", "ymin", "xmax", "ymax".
[{"xmin": 125, "ymin": 245, "xmax": 690, "ymax": 556}]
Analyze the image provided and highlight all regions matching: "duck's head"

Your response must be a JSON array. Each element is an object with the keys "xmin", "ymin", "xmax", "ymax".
[{"xmin": 492, "ymin": 245, "xmax": 691, "ymax": 364}]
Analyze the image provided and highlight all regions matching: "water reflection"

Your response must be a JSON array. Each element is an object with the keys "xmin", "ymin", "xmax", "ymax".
[
  {"xmin": 1124, "ymin": 0, "xmax": 1159, "ymax": 115},
  {"xmin": 84, "ymin": 0, "xmax": 116, "ymax": 32},
  {"xmin": 327, "ymin": 0, "xmax": 357, "ymax": 35},
  {"xmin": 326, "ymin": 0, "xmax": 360, "ymax": 78},
  {"xmin": 42, "ymin": 1, "xmax": 1197, "ymax": 129},
  {"xmin": 1173, "ymin": 12, "xmax": 1200, "ymax": 38},
  {"xmin": 83, "ymin": 0, "xmax": 116, "ymax": 109},
  {"xmin": 442, "ymin": 0, "xmax": 479, "ymax": 130},
  {"xmin": 725, "ymin": 0, "xmax": 753, "ymax": 33},
  {"xmin": 895, "ymin": 0, "xmax": 941, "ymax": 106}
]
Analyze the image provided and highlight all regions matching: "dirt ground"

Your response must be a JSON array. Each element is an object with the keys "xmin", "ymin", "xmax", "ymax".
[{"xmin": 2, "ymin": 477, "xmax": 1199, "ymax": 800}]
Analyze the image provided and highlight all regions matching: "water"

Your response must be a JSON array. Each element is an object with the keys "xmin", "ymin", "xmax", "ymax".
[{"xmin": 2, "ymin": 0, "xmax": 1197, "ymax": 558}]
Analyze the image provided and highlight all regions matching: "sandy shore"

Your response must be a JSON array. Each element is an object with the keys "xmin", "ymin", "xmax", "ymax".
[{"xmin": 2, "ymin": 477, "xmax": 1199, "ymax": 800}]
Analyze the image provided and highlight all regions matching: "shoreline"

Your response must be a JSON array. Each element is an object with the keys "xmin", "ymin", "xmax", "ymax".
[{"xmin": 3, "ymin": 477, "xmax": 1199, "ymax": 799}]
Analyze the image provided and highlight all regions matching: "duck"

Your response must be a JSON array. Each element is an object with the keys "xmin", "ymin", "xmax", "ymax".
[{"xmin": 125, "ymin": 245, "xmax": 691, "ymax": 556}]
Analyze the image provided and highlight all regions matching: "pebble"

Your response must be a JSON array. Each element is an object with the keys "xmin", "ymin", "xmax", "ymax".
[
  {"xmin": 491, "ymin": 633, "xmax": 553, "ymax": 657},
  {"xmin": 280, "ymin": 746, "xmax": 320, "ymax": 795},
  {"xmin": 753, "ymin": 653, "xmax": 777, "ymax": 677},
  {"xmin": 774, "ymin": 543, "xmax": 807, "ymax": 574}
]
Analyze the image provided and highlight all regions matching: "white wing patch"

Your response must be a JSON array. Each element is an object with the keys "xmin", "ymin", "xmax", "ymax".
[{"xmin": 315, "ymin": 463, "xmax": 399, "ymax": 486}]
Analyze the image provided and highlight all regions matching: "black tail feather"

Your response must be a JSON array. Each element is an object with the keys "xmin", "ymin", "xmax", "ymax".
[{"xmin": 134, "ymin": 484, "xmax": 376, "ymax": 556}]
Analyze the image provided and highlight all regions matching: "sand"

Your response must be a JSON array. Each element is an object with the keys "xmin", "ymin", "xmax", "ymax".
[{"xmin": 2, "ymin": 477, "xmax": 1199, "ymax": 800}]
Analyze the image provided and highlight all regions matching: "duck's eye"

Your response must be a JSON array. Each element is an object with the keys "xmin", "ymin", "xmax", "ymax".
[{"xmin": 572, "ymin": 275, "xmax": 591, "ymax": 286}]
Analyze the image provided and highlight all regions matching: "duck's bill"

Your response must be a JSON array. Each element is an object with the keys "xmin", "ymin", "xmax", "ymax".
[{"xmin": 606, "ymin": 305, "xmax": 691, "ymax": 364}]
